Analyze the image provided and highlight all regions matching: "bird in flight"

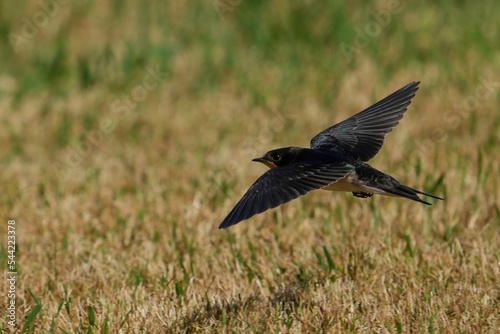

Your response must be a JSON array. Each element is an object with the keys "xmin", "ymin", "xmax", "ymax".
[{"xmin": 219, "ymin": 82, "xmax": 443, "ymax": 229}]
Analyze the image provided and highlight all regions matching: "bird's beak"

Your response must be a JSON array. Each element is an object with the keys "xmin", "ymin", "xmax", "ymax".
[
  {"xmin": 252, "ymin": 157, "xmax": 266, "ymax": 163},
  {"xmin": 252, "ymin": 156, "xmax": 276, "ymax": 169}
]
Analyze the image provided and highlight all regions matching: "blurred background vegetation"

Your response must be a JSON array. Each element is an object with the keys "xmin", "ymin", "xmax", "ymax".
[{"xmin": 0, "ymin": 0, "xmax": 499, "ymax": 332}]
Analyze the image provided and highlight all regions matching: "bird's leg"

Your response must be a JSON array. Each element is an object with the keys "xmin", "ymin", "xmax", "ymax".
[{"xmin": 352, "ymin": 192, "xmax": 373, "ymax": 198}]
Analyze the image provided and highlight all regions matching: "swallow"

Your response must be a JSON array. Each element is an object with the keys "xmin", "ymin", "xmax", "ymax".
[{"xmin": 219, "ymin": 81, "xmax": 443, "ymax": 229}]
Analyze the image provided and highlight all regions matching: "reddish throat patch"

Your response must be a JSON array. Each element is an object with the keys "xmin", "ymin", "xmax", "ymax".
[{"xmin": 261, "ymin": 161, "xmax": 277, "ymax": 169}]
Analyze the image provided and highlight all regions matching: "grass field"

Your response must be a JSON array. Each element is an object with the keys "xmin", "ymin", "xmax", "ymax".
[{"xmin": 1, "ymin": 0, "xmax": 499, "ymax": 332}]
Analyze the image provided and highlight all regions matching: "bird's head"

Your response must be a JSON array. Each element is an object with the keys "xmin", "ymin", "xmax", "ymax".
[{"xmin": 252, "ymin": 147, "xmax": 301, "ymax": 169}]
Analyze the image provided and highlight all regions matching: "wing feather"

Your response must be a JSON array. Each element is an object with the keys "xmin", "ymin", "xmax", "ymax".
[
  {"xmin": 310, "ymin": 82, "xmax": 420, "ymax": 161},
  {"xmin": 219, "ymin": 162, "xmax": 352, "ymax": 229}
]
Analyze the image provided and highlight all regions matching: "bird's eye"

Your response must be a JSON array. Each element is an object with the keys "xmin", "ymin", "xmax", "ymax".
[{"xmin": 271, "ymin": 153, "xmax": 281, "ymax": 161}]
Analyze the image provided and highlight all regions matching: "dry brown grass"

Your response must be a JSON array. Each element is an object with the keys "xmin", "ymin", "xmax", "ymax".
[{"xmin": 1, "ymin": 1, "xmax": 499, "ymax": 333}]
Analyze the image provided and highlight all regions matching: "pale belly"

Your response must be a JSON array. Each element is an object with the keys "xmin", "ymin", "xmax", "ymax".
[
  {"xmin": 323, "ymin": 176, "xmax": 367, "ymax": 192},
  {"xmin": 323, "ymin": 174, "xmax": 394, "ymax": 196}
]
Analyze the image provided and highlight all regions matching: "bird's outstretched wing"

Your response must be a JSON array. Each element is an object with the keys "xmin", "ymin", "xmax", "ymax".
[
  {"xmin": 310, "ymin": 81, "xmax": 420, "ymax": 161},
  {"xmin": 219, "ymin": 162, "xmax": 353, "ymax": 229}
]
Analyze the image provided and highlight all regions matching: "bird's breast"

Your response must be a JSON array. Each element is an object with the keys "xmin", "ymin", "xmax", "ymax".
[{"xmin": 323, "ymin": 173, "xmax": 367, "ymax": 192}]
